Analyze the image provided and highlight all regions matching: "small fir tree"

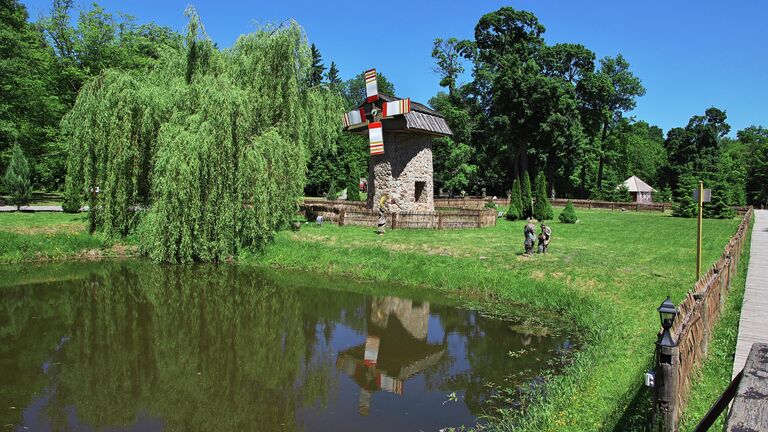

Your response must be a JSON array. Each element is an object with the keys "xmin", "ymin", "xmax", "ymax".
[
  {"xmin": 533, "ymin": 172, "xmax": 554, "ymax": 220},
  {"xmin": 614, "ymin": 184, "xmax": 632, "ymax": 203},
  {"xmin": 346, "ymin": 176, "xmax": 360, "ymax": 201},
  {"xmin": 704, "ymin": 184, "xmax": 735, "ymax": 219},
  {"xmin": 505, "ymin": 201, "xmax": 521, "ymax": 221},
  {"xmin": 3, "ymin": 143, "xmax": 31, "ymax": 211},
  {"xmin": 521, "ymin": 171, "xmax": 533, "ymax": 218},
  {"xmin": 559, "ymin": 200, "xmax": 578, "ymax": 223},
  {"xmin": 510, "ymin": 178, "xmax": 524, "ymax": 220},
  {"xmin": 672, "ymin": 175, "xmax": 698, "ymax": 218},
  {"xmin": 326, "ymin": 180, "xmax": 340, "ymax": 200}
]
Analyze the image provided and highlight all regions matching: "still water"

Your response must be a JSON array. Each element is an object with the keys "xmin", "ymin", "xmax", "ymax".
[{"xmin": 0, "ymin": 261, "xmax": 574, "ymax": 431}]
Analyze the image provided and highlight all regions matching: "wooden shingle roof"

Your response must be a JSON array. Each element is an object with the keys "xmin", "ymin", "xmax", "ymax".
[
  {"xmin": 622, "ymin": 175, "xmax": 655, "ymax": 193},
  {"xmin": 345, "ymin": 94, "xmax": 453, "ymax": 137}
]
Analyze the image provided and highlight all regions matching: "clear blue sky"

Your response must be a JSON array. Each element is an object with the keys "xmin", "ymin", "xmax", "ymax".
[{"xmin": 22, "ymin": 0, "xmax": 768, "ymax": 136}]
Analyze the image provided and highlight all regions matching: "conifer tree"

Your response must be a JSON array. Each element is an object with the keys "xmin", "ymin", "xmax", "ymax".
[
  {"xmin": 507, "ymin": 178, "xmax": 524, "ymax": 221},
  {"xmin": 309, "ymin": 43, "xmax": 325, "ymax": 86},
  {"xmin": 326, "ymin": 61, "xmax": 341, "ymax": 86},
  {"xmin": 521, "ymin": 171, "xmax": 533, "ymax": 218},
  {"xmin": 533, "ymin": 172, "xmax": 554, "ymax": 220},
  {"xmin": 3, "ymin": 143, "xmax": 31, "ymax": 210},
  {"xmin": 559, "ymin": 199, "xmax": 578, "ymax": 223}
]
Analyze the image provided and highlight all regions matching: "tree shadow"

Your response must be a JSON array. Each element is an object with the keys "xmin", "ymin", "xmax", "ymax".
[{"xmin": 609, "ymin": 383, "xmax": 653, "ymax": 432}]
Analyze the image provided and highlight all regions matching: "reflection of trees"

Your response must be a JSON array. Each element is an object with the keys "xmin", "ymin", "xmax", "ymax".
[
  {"xmin": 1, "ymin": 261, "xmax": 576, "ymax": 430},
  {"xmin": 40, "ymin": 262, "xmax": 361, "ymax": 431}
]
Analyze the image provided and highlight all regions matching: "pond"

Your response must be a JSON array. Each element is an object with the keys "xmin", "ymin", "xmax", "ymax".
[{"xmin": 0, "ymin": 261, "xmax": 575, "ymax": 431}]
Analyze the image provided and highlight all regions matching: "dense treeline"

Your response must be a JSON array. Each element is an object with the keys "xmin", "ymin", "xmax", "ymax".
[
  {"xmin": 426, "ymin": 7, "xmax": 767, "ymax": 211},
  {"xmin": 1, "ymin": 1, "xmax": 766, "ymax": 218}
]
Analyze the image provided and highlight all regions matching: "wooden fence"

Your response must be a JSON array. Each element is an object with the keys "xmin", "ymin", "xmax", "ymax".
[
  {"xmin": 433, "ymin": 196, "xmax": 675, "ymax": 212},
  {"xmin": 301, "ymin": 202, "xmax": 497, "ymax": 230},
  {"xmin": 653, "ymin": 206, "xmax": 753, "ymax": 431}
]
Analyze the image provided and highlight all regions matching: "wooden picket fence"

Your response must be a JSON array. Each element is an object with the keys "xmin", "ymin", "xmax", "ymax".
[
  {"xmin": 657, "ymin": 206, "xmax": 753, "ymax": 429},
  {"xmin": 301, "ymin": 202, "xmax": 497, "ymax": 230}
]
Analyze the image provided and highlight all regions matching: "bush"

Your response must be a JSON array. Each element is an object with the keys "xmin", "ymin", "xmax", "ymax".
[
  {"xmin": 506, "ymin": 202, "xmax": 521, "ymax": 221},
  {"xmin": 62, "ymin": 182, "xmax": 81, "ymax": 213},
  {"xmin": 559, "ymin": 200, "xmax": 578, "ymax": 223},
  {"xmin": 484, "ymin": 200, "xmax": 497, "ymax": 210}
]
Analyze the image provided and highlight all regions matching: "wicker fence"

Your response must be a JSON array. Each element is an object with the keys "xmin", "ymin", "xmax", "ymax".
[
  {"xmin": 301, "ymin": 201, "xmax": 497, "ymax": 229},
  {"xmin": 653, "ymin": 206, "xmax": 753, "ymax": 431}
]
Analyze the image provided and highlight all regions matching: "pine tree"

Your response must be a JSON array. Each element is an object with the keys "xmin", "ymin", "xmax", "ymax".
[
  {"xmin": 559, "ymin": 200, "xmax": 578, "ymax": 223},
  {"xmin": 326, "ymin": 61, "xmax": 341, "ymax": 86},
  {"xmin": 3, "ymin": 143, "xmax": 31, "ymax": 210},
  {"xmin": 310, "ymin": 43, "xmax": 325, "ymax": 87},
  {"xmin": 672, "ymin": 175, "xmax": 698, "ymax": 218},
  {"xmin": 521, "ymin": 171, "xmax": 533, "ymax": 218},
  {"xmin": 508, "ymin": 178, "xmax": 524, "ymax": 220},
  {"xmin": 346, "ymin": 176, "xmax": 360, "ymax": 201},
  {"xmin": 533, "ymin": 172, "xmax": 554, "ymax": 220}
]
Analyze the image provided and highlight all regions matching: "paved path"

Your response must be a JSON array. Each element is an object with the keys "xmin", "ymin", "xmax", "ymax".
[
  {"xmin": 0, "ymin": 205, "xmax": 63, "ymax": 212},
  {"xmin": 733, "ymin": 209, "xmax": 768, "ymax": 378}
]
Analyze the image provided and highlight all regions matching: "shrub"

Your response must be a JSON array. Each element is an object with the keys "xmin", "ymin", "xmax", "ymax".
[
  {"xmin": 533, "ymin": 172, "xmax": 554, "ymax": 220},
  {"xmin": 484, "ymin": 200, "xmax": 497, "ymax": 210},
  {"xmin": 559, "ymin": 200, "xmax": 578, "ymax": 223},
  {"xmin": 506, "ymin": 202, "xmax": 521, "ymax": 221},
  {"xmin": 3, "ymin": 143, "xmax": 31, "ymax": 211}
]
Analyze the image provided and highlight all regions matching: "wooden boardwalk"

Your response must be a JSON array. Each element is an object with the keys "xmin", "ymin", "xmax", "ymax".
[{"xmin": 733, "ymin": 209, "xmax": 768, "ymax": 378}]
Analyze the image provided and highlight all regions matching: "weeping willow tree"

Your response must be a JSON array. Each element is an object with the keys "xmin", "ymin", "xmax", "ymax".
[{"xmin": 62, "ymin": 9, "xmax": 343, "ymax": 262}]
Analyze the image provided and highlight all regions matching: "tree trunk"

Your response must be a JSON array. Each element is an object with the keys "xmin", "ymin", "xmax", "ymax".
[{"xmin": 596, "ymin": 121, "xmax": 609, "ymax": 190}]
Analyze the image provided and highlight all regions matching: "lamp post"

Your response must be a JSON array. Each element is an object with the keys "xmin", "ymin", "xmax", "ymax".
[
  {"xmin": 657, "ymin": 296, "xmax": 678, "ymax": 348},
  {"xmin": 654, "ymin": 296, "xmax": 679, "ymax": 432}
]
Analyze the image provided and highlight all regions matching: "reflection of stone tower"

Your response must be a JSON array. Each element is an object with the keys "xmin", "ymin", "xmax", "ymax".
[{"xmin": 335, "ymin": 296, "xmax": 445, "ymax": 416}]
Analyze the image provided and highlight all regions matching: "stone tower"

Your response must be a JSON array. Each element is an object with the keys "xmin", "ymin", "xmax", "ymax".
[{"xmin": 343, "ymin": 94, "xmax": 452, "ymax": 213}]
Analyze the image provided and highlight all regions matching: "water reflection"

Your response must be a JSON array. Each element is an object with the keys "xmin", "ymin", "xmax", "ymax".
[{"xmin": 0, "ymin": 262, "xmax": 574, "ymax": 431}]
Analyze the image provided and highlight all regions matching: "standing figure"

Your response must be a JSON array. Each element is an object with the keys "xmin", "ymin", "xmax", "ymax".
[
  {"xmin": 377, "ymin": 194, "xmax": 389, "ymax": 235},
  {"xmin": 523, "ymin": 218, "xmax": 536, "ymax": 255},
  {"xmin": 538, "ymin": 223, "xmax": 552, "ymax": 253}
]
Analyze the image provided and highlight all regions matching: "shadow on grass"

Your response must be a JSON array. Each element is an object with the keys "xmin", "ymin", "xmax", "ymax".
[{"xmin": 611, "ymin": 383, "xmax": 653, "ymax": 432}]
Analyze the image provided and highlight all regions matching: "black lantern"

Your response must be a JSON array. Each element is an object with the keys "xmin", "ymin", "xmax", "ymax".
[{"xmin": 656, "ymin": 296, "xmax": 678, "ymax": 347}]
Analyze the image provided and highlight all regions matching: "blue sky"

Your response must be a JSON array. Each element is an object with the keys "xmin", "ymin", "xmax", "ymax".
[{"xmin": 22, "ymin": 0, "xmax": 768, "ymax": 136}]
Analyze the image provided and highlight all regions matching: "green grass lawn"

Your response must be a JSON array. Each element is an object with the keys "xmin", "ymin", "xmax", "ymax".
[
  {"xmin": 0, "ymin": 212, "xmax": 135, "ymax": 263},
  {"xmin": 245, "ymin": 208, "xmax": 748, "ymax": 431}
]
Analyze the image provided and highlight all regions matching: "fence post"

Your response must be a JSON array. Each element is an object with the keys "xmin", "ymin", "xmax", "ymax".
[
  {"xmin": 437, "ymin": 213, "xmax": 443, "ymax": 230},
  {"xmin": 339, "ymin": 210, "xmax": 346, "ymax": 226},
  {"xmin": 655, "ymin": 342, "xmax": 680, "ymax": 432},
  {"xmin": 694, "ymin": 291, "xmax": 709, "ymax": 357}
]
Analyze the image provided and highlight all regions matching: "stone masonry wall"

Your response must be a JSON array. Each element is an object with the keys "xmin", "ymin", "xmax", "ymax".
[{"xmin": 367, "ymin": 132, "xmax": 434, "ymax": 212}]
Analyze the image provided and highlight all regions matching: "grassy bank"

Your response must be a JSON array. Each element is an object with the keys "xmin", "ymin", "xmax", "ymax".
[
  {"xmin": 244, "ymin": 208, "xmax": 745, "ymax": 431},
  {"xmin": 678, "ymin": 219, "xmax": 752, "ymax": 431},
  {"xmin": 0, "ymin": 212, "xmax": 136, "ymax": 263}
]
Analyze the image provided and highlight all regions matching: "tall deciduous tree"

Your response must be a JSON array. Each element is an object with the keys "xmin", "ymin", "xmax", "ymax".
[
  {"xmin": 738, "ymin": 126, "xmax": 768, "ymax": 207},
  {"xmin": 432, "ymin": 37, "xmax": 469, "ymax": 98},
  {"xmin": 578, "ymin": 54, "xmax": 645, "ymax": 191},
  {"xmin": 63, "ymin": 12, "xmax": 342, "ymax": 262},
  {"xmin": 0, "ymin": 0, "xmax": 66, "ymax": 188}
]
